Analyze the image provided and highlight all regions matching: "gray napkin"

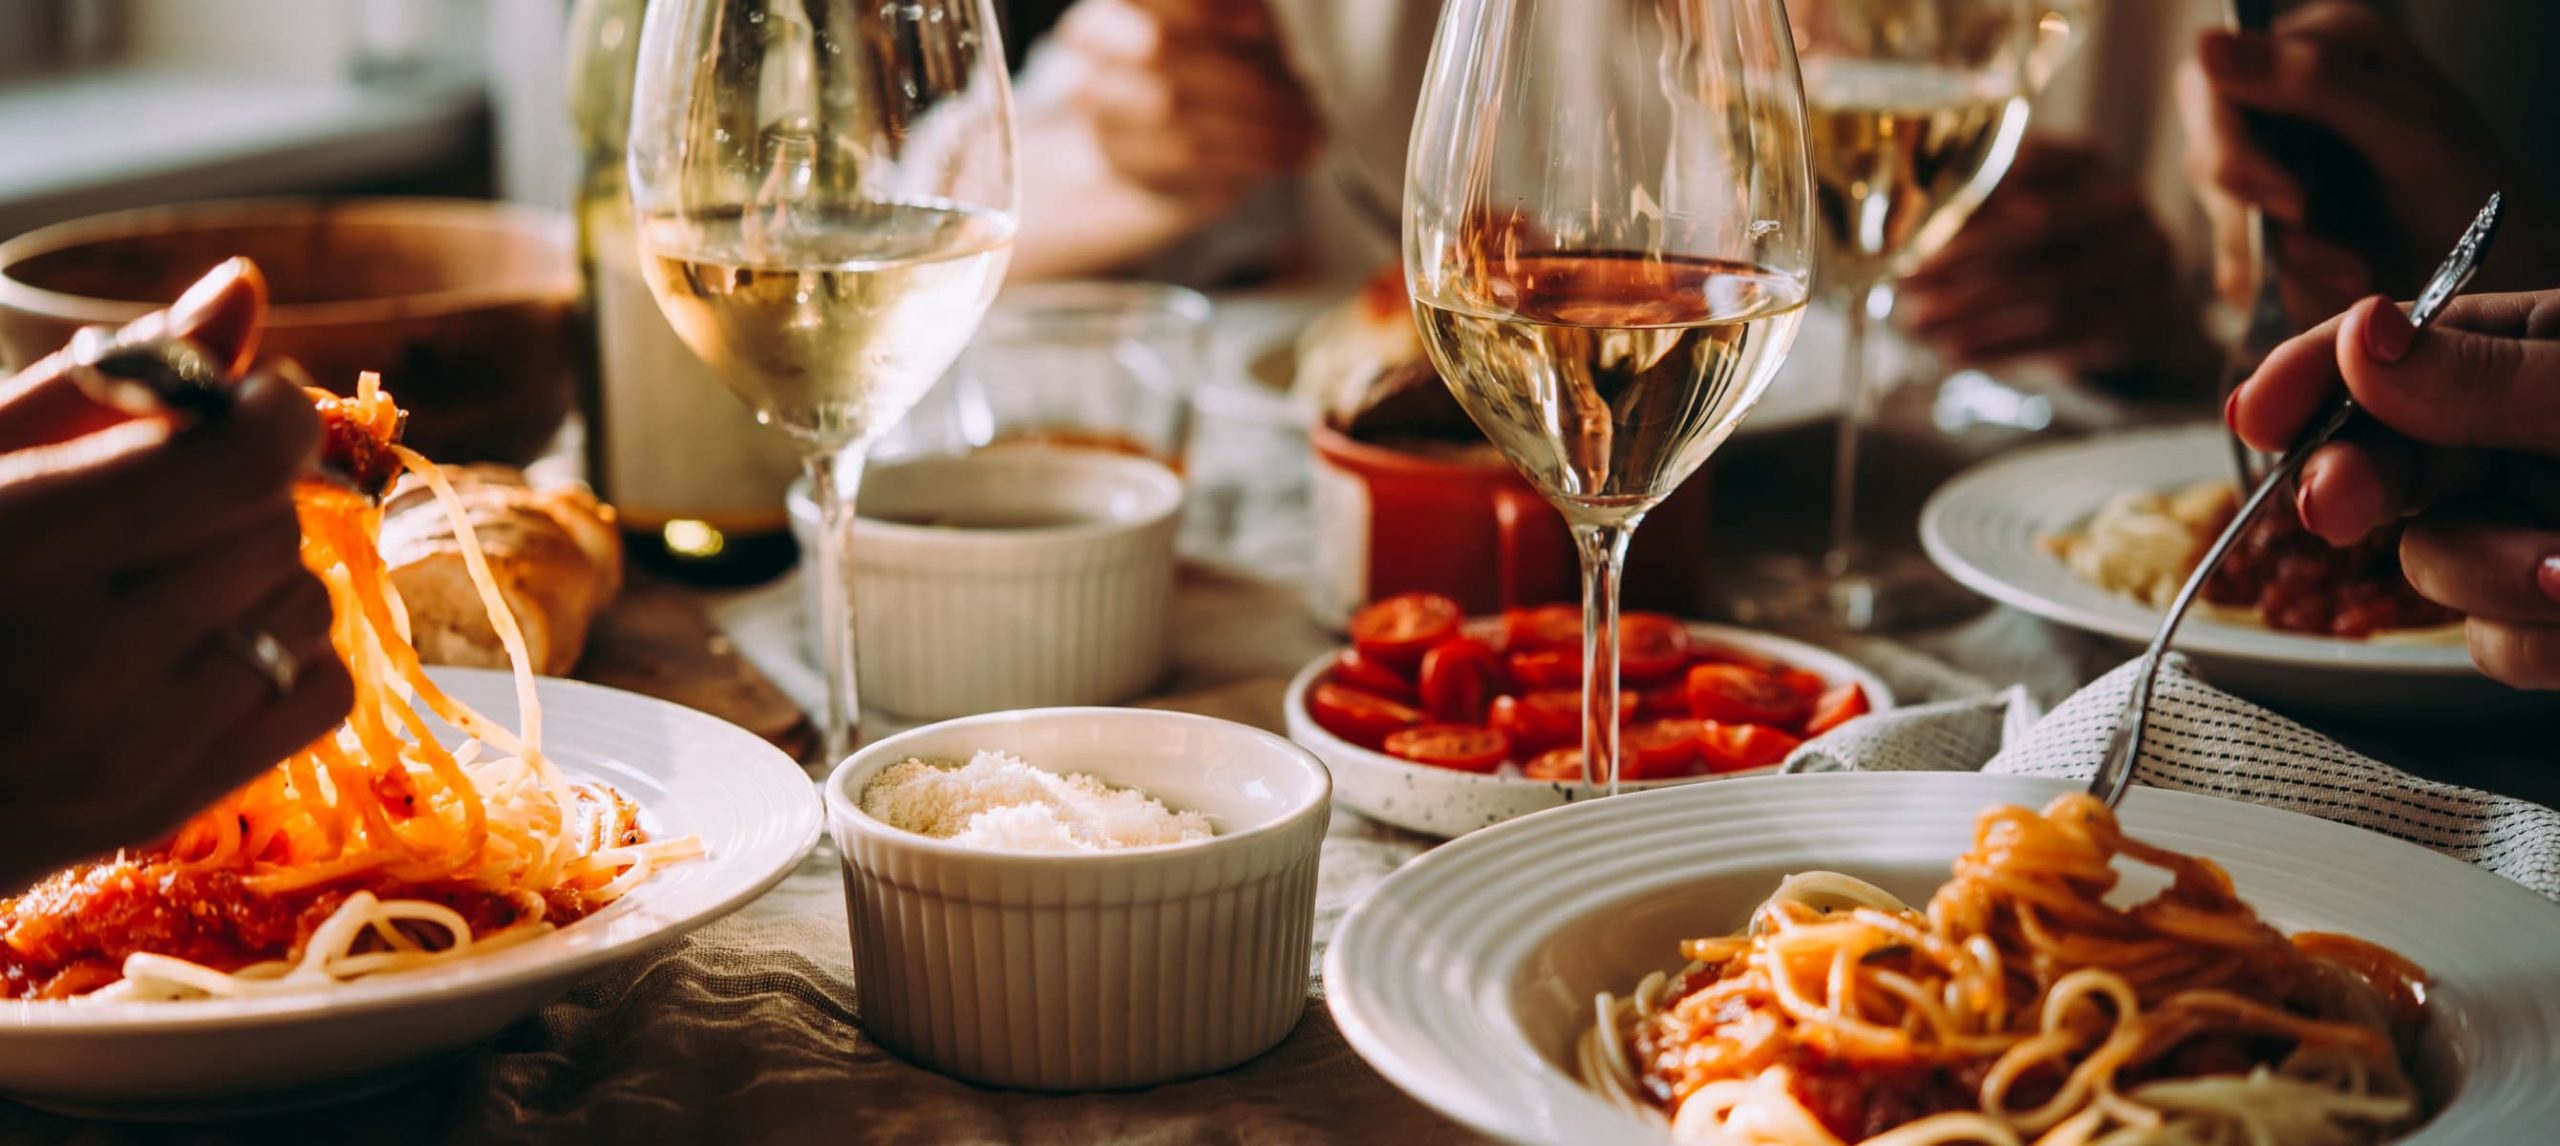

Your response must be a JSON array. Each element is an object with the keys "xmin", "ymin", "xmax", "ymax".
[{"xmin": 1788, "ymin": 655, "xmax": 2560, "ymax": 902}]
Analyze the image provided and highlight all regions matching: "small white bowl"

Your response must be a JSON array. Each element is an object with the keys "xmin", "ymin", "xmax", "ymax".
[
  {"xmin": 824, "ymin": 707, "xmax": 1332, "ymax": 1091},
  {"xmin": 792, "ymin": 450, "xmax": 1183, "ymax": 719},
  {"xmin": 1285, "ymin": 621, "xmax": 1897, "ymax": 838}
]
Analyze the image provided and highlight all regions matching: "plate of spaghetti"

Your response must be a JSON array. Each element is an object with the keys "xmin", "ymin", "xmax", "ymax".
[
  {"xmin": 0, "ymin": 376, "xmax": 819, "ymax": 1116},
  {"xmin": 1325, "ymin": 772, "xmax": 2560, "ymax": 1145},
  {"xmin": 1916, "ymin": 425, "xmax": 2532, "ymax": 718}
]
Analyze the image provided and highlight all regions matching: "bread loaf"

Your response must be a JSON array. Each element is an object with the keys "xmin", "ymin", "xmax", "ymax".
[{"xmin": 379, "ymin": 464, "xmax": 623, "ymax": 677}]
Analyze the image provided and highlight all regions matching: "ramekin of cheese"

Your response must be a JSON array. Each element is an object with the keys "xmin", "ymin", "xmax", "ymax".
[{"xmin": 824, "ymin": 707, "xmax": 1330, "ymax": 1091}]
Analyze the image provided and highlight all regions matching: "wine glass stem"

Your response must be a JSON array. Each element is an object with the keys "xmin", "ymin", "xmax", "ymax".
[
  {"xmin": 1826, "ymin": 280, "xmax": 1893, "ymax": 577},
  {"xmin": 1573, "ymin": 521, "xmax": 1635, "ymax": 797},
  {"xmin": 806, "ymin": 445, "xmax": 866, "ymax": 768}
]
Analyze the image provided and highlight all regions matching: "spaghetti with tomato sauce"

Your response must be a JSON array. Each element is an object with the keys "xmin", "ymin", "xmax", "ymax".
[
  {"xmin": 1580, "ymin": 795, "xmax": 2428, "ymax": 1145},
  {"xmin": 0, "ymin": 376, "xmax": 696, "ymax": 1002}
]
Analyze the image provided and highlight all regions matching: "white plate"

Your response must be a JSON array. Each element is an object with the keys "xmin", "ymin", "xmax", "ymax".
[
  {"xmin": 1284, "ymin": 622, "xmax": 1895, "ymax": 838},
  {"xmin": 1325, "ymin": 772, "xmax": 2560, "ymax": 1146},
  {"xmin": 1918, "ymin": 425, "xmax": 2516, "ymax": 714},
  {"xmin": 0, "ymin": 668, "xmax": 822, "ymax": 1119}
]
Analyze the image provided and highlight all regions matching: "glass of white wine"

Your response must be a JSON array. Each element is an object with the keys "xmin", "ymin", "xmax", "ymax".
[
  {"xmin": 1740, "ymin": 0, "xmax": 2039, "ymax": 631},
  {"xmin": 628, "ymin": 0, "xmax": 1016, "ymax": 766},
  {"xmin": 1405, "ymin": 0, "xmax": 1814, "ymax": 793}
]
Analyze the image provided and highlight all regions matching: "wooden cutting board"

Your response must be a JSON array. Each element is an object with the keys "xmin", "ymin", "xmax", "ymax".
[{"xmin": 573, "ymin": 572, "xmax": 817, "ymax": 763}]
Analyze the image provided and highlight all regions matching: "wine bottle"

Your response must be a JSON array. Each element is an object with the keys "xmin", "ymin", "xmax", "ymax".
[{"xmin": 567, "ymin": 0, "xmax": 805, "ymax": 586}]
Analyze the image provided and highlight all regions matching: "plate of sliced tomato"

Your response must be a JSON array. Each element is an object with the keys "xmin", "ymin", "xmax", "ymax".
[{"xmin": 1284, "ymin": 594, "xmax": 1897, "ymax": 838}]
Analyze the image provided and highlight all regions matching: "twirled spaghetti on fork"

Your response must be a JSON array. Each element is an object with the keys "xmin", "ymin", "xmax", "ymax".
[
  {"xmin": 1580, "ymin": 795, "xmax": 2426, "ymax": 1145},
  {"xmin": 1, "ymin": 375, "xmax": 698, "ymax": 1002}
]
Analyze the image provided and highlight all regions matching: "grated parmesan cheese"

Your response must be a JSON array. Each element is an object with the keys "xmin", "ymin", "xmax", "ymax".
[{"xmin": 859, "ymin": 751, "xmax": 1215, "ymax": 853}]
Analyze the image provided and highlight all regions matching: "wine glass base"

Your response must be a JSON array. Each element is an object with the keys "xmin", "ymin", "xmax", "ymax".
[{"xmin": 1722, "ymin": 551, "xmax": 1986, "ymax": 633}]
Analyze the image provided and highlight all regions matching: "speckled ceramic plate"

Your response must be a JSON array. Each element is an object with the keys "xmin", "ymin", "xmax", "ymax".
[
  {"xmin": 1283, "ymin": 622, "xmax": 1895, "ymax": 838},
  {"xmin": 0, "ymin": 669, "xmax": 821, "ymax": 1119},
  {"xmin": 1327, "ymin": 772, "xmax": 2560, "ymax": 1145}
]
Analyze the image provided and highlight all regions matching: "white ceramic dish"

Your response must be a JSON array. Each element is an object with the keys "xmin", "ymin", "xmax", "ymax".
[
  {"xmin": 0, "ymin": 668, "xmax": 821, "ymax": 1120},
  {"xmin": 1919, "ymin": 425, "xmax": 2520, "ymax": 715},
  {"xmin": 1326, "ymin": 771, "xmax": 2560, "ymax": 1146},
  {"xmin": 826, "ymin": 707, "xmax": 1329, "ymax": 1091},
  {"xmin": 1284, "ymin": 621, "xmax": 1896, "ymax": 838},
  {"xmin": 791, "ymin": 449, "xmax": 1183, "ymax": 719}
]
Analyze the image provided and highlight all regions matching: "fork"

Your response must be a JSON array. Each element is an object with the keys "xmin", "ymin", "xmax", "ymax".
[{"xmin": 2089, "ymin": 191, "xmax": 2503, "ymax": 807}]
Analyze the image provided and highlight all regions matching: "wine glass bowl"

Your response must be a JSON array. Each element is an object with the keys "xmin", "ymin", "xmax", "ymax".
[
  {"xmin": 1404, "ymin": 0, "xmax": 1813, "ymax": 789},
  {"xmin": 627, "ymin": 0, "xmax": 1017, "ymax": 765}
]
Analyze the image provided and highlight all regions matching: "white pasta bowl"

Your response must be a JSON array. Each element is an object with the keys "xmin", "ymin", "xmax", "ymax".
[
  {"xmin": 1284, "ymin": 621, "xmax": 1896, "ymax": 838},
  {"xmin": 1325, "ymin": 772, "xmax": 2560, "ymax": 1145},
  {"xmin": 825, "ymin": 707, "xmax": 1330, "ymax": 1091},
  {"xmin": 0, "ymin": 669, "xmax": 821, "ymax": 1120}
]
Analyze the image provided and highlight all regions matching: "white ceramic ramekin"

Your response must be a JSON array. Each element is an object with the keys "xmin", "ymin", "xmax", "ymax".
[
  {"xmin": 791, "ymin": 450, "xmax": 1182, "ymax": 719},
  {"xmin": 825, "ymin": 708, "xmax": 1331, "ymax": 1091}
]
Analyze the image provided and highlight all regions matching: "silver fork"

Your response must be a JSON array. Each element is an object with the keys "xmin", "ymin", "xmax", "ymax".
[
  {"xmin": 2219, "ymin": 0, "xmax": 2283, "ymax": 492},
  {"xmin": 2089, "ymin": 191, "xmax": 2503, "ymax": 807}
]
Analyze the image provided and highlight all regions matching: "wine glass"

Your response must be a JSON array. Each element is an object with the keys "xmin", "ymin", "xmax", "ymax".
[
  {"xmin": 628, "ymin": 0, "xmax": 1016, "ymax": 765},
  {"xmin": 1734, "ymin": 0, "xmax": 2039, "ymax": 631},
  {"xmin": 1405, "ymin": 0, "xmax": 1814, "ymax": 793}
]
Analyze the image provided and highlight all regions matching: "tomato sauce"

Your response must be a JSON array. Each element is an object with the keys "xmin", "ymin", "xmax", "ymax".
[
  {"xmin": 2200, "ymin": 511, "xmax": 2456, "ymax": 638},
  {"xmin": 0, "ymin": 856, "xmax": 595, "ymax": 1000}
]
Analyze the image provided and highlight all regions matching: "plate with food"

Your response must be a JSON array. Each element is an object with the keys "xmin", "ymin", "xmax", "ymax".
[
  {"xmin": 1918, "ymin": 425, "xmax": 2514, "ymax": 713},
  {"xmin": 1326, "ymin": 771, "xmax": 2560, "ymax": 1145},
  {"xmin": 0, "ymin": 373, "xmax": 818, "ymax": 1117},
  {"xmin": 1283, "ymin": 594, "xmax": 1893, "ymax": 837}
]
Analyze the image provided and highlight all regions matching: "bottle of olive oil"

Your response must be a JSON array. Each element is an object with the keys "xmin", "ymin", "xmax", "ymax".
[{"xmin": 567, "ymin": 0, "xmax": 804, "ymax": 585}]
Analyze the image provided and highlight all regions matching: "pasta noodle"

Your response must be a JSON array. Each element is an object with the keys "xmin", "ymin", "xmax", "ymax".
[
  {"xmin": 0, "ymin": 376, "xmax": 699, "ymax": 1002},
  {"xmin": 1579, "ymin": 795, "xmax": 2427, "ymax": 1145}
]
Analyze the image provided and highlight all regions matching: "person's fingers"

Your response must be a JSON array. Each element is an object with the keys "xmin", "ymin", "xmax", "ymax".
[
  {"xmin": 2293, "ymin": 431, "xmax": 2416, "ymax": 545},
  {"xmin": 2465, "ymin": 619, "xmax": 2560, "ymax": 691},
  {"xmin": 104, "ymin": 504, "xmax": 310, "ymax": 678},
  {"xmin": 2183, "ymin": 43, "xmax": 2310, "ymax": 224},
  {"xmin": 2332, "ymin": 295, "xmax": 2560, "ymax": 457},
  {"xmin": 2274, "ymin": 232, "xmax": 2377, "ymax": 326},
  {"xmin": 2401, "ymin": 516, "xmax": 2560, "ymax": 627},
  {"xmin": 67, "ymin": 572, "xmax": 344, "ymax": 836},
  {"xmin": 0, "ymin": 259, "xmax": 268, "ymax": 452},
  {"xmin": 2195, "ymin": 26, "xmax": 2431, "ymax": 163},
  {"xmin": 0, "ymin": 370, "xmax": 323, "ymax": 586},
  {"xmin": 2230, "ymin": 309, "xmax": 2351, "ymax": 453}
]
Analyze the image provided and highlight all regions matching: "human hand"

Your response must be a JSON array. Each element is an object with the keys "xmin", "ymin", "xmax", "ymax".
[
  {"xmin": 1055, "ymin": 0, "xmax": 1322, "ymax": 218},
  {"xmin": 2230, "ymin": 288, "xmax": 2560, "ymax": 687},
  {"xmin": 1899, "ymin": 139, "xmax": 2198, "ymax": 377},
  {"xmin": 2179, "ymin": 0, "xmax": 2537, "ymax": 326},
  {"xmin": 0, "ymin": 262, "xmax": 354, "ymax": 889}
]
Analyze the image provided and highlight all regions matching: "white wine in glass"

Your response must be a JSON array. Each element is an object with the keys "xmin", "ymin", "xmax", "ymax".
[
  {"xmin": 630, "ymin": 0, "xmax": 1016, "ymax": 766},
  {"xmin": 1407, "ymin": 0, "xmax": 1813, "ymax": 792},
  {"xmin": 1731, "ymin": 0, "xmax": 2035, "ymax": 632}
]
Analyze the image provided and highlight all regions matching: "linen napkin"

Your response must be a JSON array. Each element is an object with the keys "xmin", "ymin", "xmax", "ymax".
[{"xmin": 1787, "ymin": 654, "xmax": 2560, "ymax": 902}]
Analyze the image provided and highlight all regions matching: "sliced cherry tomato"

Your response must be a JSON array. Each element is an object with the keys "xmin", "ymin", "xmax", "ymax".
[
  {"xmin": 1348, "ymin": 593, "xmax": 1464, "ymax": 670},
  {"xmin": 1619, "ymin": 614, "xmax": 1691, "ymax": 684},
  {"xmin": 1804, "ymin": 684, "xmax": 1872, "ymax": 737},
  {"xmin": 1507, "ymin": 648, "xmax": 1581, "ymax": 689},
  {"xmin": 1307, "ymin": 681, "xmax": 1423, "ymax": 749},
  {"xmin": 1684, "ymin": 664, "xmax": 1814, "ymax": 729},
  {"xmin": 1502, "ymin": 603, "xmax": 1583, "ymax": 652},
  {"xmin": 1697, "ymin": 721, "xmax": 1801, "ymax": 773},
  {"xmin": 1419, "ymin": 637, "xmax": 1503, "ymax": 723},
  {"xmin": 1777, "ymin": 667, "xmax": 1830, "ymax": 702},
  {"xmin": 1623, "ymin": 718, "xmax": 1705, "ymax": 780},
  {"xmin": 1383, "ymin": 724, "xmax": 1512, "ymax": 774},
  {"xmin": 1330, "ymin": 648, "xmax": 1417, "ymax": 702},
  {"xmin": 1636, "ymin": 683, "xmax": 1691, "ymax": 719},
  {"xmin": 1524, "ymin": 747, "xmax": 1586, "ymax": 782},
  {"xmin": 1491, "ymin": 689, "xmax": 1636, "ymax": 750}
]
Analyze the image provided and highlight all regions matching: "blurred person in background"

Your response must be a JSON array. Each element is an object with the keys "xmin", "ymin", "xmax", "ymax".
[
  {"xmin": 1003, "ymin": 0, "xmax": 2230, "ymax": 403},
  {"xmin": 2194, "ymin": 0, "xmax": 2560, "ymax": 691}
]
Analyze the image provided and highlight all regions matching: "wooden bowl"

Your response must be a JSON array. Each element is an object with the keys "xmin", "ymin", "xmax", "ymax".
[{"xmin": 0, "ymin": 198, "xmax": 578, "ymax": 464}]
